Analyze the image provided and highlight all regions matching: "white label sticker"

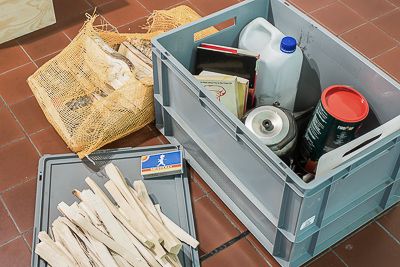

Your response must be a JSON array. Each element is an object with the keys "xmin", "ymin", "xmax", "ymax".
[{"xmin": 300, "ymin": 215, "xmax": 316, "ymax": 230}]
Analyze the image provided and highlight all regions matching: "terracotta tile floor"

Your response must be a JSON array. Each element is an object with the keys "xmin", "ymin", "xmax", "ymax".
[{"xmin": 0, "ymin": 0, "xmax": 399, "ymax": 266}]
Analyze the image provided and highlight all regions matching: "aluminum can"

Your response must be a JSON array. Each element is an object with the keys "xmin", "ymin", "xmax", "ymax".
[{"xmin": 297, "ymin": 85, "xmax": 369, "ymax": 174}]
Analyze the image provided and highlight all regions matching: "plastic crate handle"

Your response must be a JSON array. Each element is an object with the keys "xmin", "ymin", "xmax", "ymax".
[{"xmin": 316, "ymin": 115, "xmax": 400, "ymax": 178}]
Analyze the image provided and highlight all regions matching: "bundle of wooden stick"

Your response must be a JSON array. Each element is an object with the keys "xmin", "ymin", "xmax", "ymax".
[{"xmin": 35, "ymin": 163, "xmax": 199, "ymax": 267}]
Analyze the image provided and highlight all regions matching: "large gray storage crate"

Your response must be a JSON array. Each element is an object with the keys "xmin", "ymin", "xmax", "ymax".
[{"xmin": 151, "ymin": 0, "xmax": 400, "ymax": 266}]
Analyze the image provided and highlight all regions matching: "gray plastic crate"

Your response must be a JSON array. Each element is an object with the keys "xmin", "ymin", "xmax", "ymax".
[
  {"xmin": 151, "ymin": 0, "xmax": 400, "ymax": 266},
  {"xmin": 31, "ymin": 145, "xmax": 199, "ymax": 267}
]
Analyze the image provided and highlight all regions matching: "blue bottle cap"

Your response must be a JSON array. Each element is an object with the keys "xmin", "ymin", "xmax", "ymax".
[{"xmin": 280, "ymin": 37, "xmax": 297, "ymax": 53}]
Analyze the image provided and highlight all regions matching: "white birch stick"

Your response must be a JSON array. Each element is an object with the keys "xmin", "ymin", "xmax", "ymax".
[
  {"xmin": 154, "ymin": 204, "xmax": 200, "ymax": 249},
  {"xmin": 51, "ymin": 217, "xmax": 92, "ymax": 267},
  {"xmin": 74, "ymin": 204, "xmax": 118, "ymax": 267},
  {"xmin": 35, "ymin": 241, "xmax": 70, "ymax": 267},
  {"xmin": 57, "ymin": 201, "xmax": 148, "ymax": 267},
  {"xmin": 119, "ymin": 220, "xmax": 163, "ymax": 267},
  {"xmin": 85, "ymin": 177, "xmax": 154, "ymax": 248},
  {"xmin": 105, "ymin": 164, "xmax": 163, "ymax": 243},
  {"xmin": 79, "ymin": 189, "xmax": 147, "ymax": 265},
  {"xmin": 133, "ymin": 180, "xmax": 163, "ymax": 222},
  {"xmin": 37, "ymin": 231, "xmax": 77, "ymax": 266},
  {"xmin": 78, "ymin": 202, "xmax": 108, "ymax": 235},
  {"xmin": 104, "ymin": 180, "xmax": 167, "ymax": 259},
  {"xmin": 129, "ymin": 187, "xmax": 182, "ymax": 254},
  {"xmin": 112, "ymin": 253, "xmax": 134, "ymax": 267},
  {"xmin": 59, "ymin": 216, "xmax": 114, "ymax": 267}
]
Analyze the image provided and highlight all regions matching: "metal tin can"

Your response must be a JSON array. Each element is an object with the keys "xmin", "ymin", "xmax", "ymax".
[
  {"xmin": 297, "ymin": 85, "xmax": 369, "ymax": 174},
  {"xmin": 241, "ymin": 102, "xmax": 297, "ymax": 158}
]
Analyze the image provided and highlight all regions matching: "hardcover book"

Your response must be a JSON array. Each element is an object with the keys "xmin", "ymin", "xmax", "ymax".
[
  {"xmin": 194, "ymin": 75, "xmax": 240, "ymax": 118},
  {"xmin": 195, "ymin": 43, "xmax": 259, "ymax": 109},
  {"xmin": 199, "ymin": 71, "xmax": 248, "ymax": 118}
]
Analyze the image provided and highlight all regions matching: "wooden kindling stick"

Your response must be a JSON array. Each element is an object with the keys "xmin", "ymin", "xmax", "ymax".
[
  {"xmin": 85, "ymin": 177, "xmax": 154, "ymax": 249},
  {"xmin": 58, "ymin": 217, "xmax": 104, "ymax": 266},
  {"xmin": 57, "ymin": 201, "xmax": 149, "ymax": 267},
  {"xmin": 132, "ymin": 180, "xmax": 198, "ymax": 248},
  {"xmin": 36, "ymin": 231, "xmax": 76, "ymax": 266},
  {"xmin": 104, "ymin": 180, "xmax": 167, "ymax": 259},
  {"xmin": 51, "ymin": 215, "xmax": 92, "ymax": 267},
  {"xmin": 128, "ymin": 187, "xmax": 183, "ymax": 255},
  {"xmin": 105, "ymin": 163, "xmax": 163, "ymax": 243},
  {"xmin": 118, "ymin": 220, "xmax": 163, "ymax": 267},
  {"xmin": 134, "ymin": 180, "xmax": 163, "ymax": 222},
  {"xmin": 154, "ymin": 204, "xmax": 200, "ymax": 249},
  {"xmin": 78, "ymin": 188, "xmax": 147, "ymax": 265},
  {"xmin": 34, "ymin": 241, "xmax": 70, "ymax": 267}
]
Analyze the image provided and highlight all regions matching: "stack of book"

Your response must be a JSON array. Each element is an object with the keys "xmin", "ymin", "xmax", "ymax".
[{"xmin": 194, "ymin": 43, "xmax": 260, "ymax": 118}]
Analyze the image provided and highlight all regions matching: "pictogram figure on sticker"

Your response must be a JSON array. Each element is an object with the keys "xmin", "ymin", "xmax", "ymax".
[{"xmin": 157, "ymin": 154, "xmax": 166, "ymax": 167}]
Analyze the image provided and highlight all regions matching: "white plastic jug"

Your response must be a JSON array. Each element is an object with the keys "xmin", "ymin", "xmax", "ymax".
[{"xmin": 239, "ymin": 17, "xmax": 303, "ymax": 111}]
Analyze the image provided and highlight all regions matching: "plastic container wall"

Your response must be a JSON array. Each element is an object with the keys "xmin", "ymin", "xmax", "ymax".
[{"xmin": 151, "ymin": 0, "xmax": 400, "ymax": 266}]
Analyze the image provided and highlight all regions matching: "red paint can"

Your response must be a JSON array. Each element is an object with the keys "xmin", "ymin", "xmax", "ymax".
[{"xmin": 297, "ymin": 85, "xmax": 369, "ymax": 174}]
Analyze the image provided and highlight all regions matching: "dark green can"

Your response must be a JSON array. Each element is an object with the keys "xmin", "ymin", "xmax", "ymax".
[{"xmin": 298, "ymin": 85, "xmax": 369, "ymax": 174}]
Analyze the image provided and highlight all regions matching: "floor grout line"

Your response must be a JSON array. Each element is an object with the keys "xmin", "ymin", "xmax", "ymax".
[
  {"xmin": 303, "ymin": 1, "xmax": 400, "ymax": 46},
  {"xmin": 187, "ymin": 0, "xmax": 206, "ymax": 16},
  {"xmin": 331, "ymin": 217, "xmax": 381, "ymax": 250},
  {"xmin": 163, "ymin": 1, "xmax": 191, "ymax": 12},
  {"xmin": 0, "ymin": 226, "xmax": 34, "ymax": 253},
  {"xmin": 370, "ymin": 6, "xmax": 399, "ymax": 23},
  {"xmin": 0, "ymin": 1, "xmax": 399, "ymax": 266},
  {"xmin": 0, "ymin": 124, "xmax": 52, "ymax": 151},
  {"xmin": 302, "ymin": 248, "xmax": 331, "ymax": 267},
  {"xmin": 0, "ymin": 197, "xmax": 23, "ymax": 238},
  {"xmin": 339, "ymin": 0, "xmax": 397, "ymax": 21},
  {"xmin": 56, "ymin": 7, "xmax": 95, "ymax": 24},
  {"xmin": 21, "ymin": 235, "xmax": 32, "ymax": 254},
  {"xmin": 370, "ymin": 44, "xmax": 400, "ymax": 60},
  {"xmin": 4, "ymin": 104, "xmax": 43, "ymax": 157},
  {"xmin": 83, "ymin": 0, "xmax": 94, "ymax": 8},
  {"xmin": 135, "ymin": 0, "xmax": 151, "ymax": 14},
  {"xmin": 0, "ymin": 137, "xmax": 27, "ymax": 150},
  {"xmin": 7, "ymin": 94, "xmax": 35, "ymax": 106},
  {"xmin": 243, "ymin": 236, "xmax": 274, "ymax": 267},
  {"xmin": 331, "ymin": 249, "xmax": 350, "ymax": 267},
  {"xmin": 0, "ymin": 235, "xmax": 21, "ymax": 248},
  {"xmin": 191, "ymin": 194, "xmax": 207, "ymax": 203},
  {"xmin": 0, "ymin": 176, "xmax": 37, "ymax": 195},
  {"xmin": 187, "ymin": 171, "xmax": 245, "ymax": 234},
  {"xmin": 146, "ymin": 124, "xmax": 165, "ymax": 145},
  {"xmin": 304, "ymin": 0, "xmax": 340, "ymax": 15},
  {"xmin": 199, "ymin": 230, "xmax": 250, "ymax": 263},
  {"xmin": 0, "ymin": 61, "xmax": 33, "ymax": 77},
  {"xmin": 56, "ymin": 23, "xmax": 73, "ymax": 42},
  {"xmin": 374, "ymin": 201, "xmax": 400, "ymax": 220},
  {"xmin": 15, "ymin": 39, "xmax": 39, "ymax": 69},
  {"xmin": 294, "ymin": 1, "xmax": 400, "ymax": 83},
  {"xmin": 206, "ymin": 193, "xmax": 244, "ymax": 233},
  {"xmin": 338, "ymin": 2, "xmax": 400, "ymax": 41},
  {"xmin": 0, "ymin": 95, "xmax": 5, "ymax": 107},
  {"xmin": 376, "ymin": 221, "xmax": 400, "ymax": 245},
  {"xmin": 28, "ymin": 125, "xmax": 53, "ymax": 138},
  {"xmin": 337, "ymin": 21, "xmax": 369, "ymax": 36}
]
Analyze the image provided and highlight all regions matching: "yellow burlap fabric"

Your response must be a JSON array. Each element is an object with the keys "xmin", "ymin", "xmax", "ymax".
[{"xmin": 27, "ymin": 6, "xmax": 216, "ymax": 159}]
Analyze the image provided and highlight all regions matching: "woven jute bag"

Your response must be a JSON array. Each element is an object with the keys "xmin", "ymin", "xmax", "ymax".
[{"xmin": 27, "ymin": 6, "xmax": 217, "ymax": 158}]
